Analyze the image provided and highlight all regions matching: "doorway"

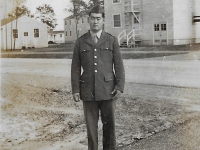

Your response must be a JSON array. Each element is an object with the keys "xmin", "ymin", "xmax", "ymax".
[{"xmin": 153, "ymin": 23, "xmax": 167, "ymax": 45}]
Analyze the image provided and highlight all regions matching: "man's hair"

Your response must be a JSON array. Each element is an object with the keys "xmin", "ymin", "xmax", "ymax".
[{"xmin": 88, "ymin": 5, "xmax": 105, "ymax": 18}]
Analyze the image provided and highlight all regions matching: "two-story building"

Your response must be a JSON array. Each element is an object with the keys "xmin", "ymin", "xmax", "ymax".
[
  {"xmin": 105, "ymin": 0, "xmax": 200, "ymax": 46},
  {"xmin": 64, "ymin": 14, "xmax": 90, "ymax": 43},
  {"xmin": 64, "ymin": 0, "xmax": 200, "ymax": 46}
]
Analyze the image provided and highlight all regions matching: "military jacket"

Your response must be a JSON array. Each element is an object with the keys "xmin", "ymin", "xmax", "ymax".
[{"xmin": 71, "ymin": 31, "xmax": 125, "ymax": 101}]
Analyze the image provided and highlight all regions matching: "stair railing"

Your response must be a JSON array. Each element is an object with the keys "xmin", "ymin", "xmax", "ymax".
[
  {"xmin": 118, "ymin": 30, "xmax": 126, "ymax": 45},
  {"xmin": 127, "ymin": 29, "xmax": 135, "ymax": 46}
]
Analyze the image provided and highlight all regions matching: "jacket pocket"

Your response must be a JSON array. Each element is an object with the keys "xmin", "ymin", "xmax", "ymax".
[
  {"xmin": 100, "ymin": 46, "xmax": 113, "ymax": 62},
  {"xmin": 80, "ymin": 49, "xmax": 91, "ymax": 64},
  {"xmin": 104, "ymin": 73, "xmax": 114, "ymax": 82}
]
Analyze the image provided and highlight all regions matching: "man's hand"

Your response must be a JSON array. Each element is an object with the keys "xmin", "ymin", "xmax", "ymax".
[
  {"xmin": 73, "ymin": 93, "xmax": 80, "ymax": 102},
  {"xmin": 111, "ymin": 89, "xmax": 122, "ymax": 100}
]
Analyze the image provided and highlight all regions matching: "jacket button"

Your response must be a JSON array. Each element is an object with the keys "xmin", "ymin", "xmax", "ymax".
[
  {"xmin": 94, "ymin": 56, "xmax": 97, "ymax": 58},
  {"xmin": 94, "ymin": 63, "xmax": 97, "ymax": 65},
  {"xmin": 94, "ymin": 49, "xmax": 97, "ymax": 51},
  {"xmin": 95, "ymin": 70, "xmax": 97, "ymax": 72}
]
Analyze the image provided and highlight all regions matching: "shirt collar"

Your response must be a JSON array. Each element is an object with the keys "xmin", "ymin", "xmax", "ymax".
[{"xmin": 90, "ymin": 29, "xmax": 102, "ymax": 39}]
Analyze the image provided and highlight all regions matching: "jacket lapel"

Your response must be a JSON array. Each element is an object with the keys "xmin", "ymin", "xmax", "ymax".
[
  {"xmin": 96, "ymin": 31, "xmax": 107, "ymax": 47},
  {"xmin": 84, "ymin": 31, "xmax": 96, "ymax": 47}
]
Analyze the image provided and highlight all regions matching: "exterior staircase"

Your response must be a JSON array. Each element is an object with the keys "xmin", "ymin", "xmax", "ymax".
[
  {"xmin": 118, "ymin": 29, "xmax": 142, "ymax": 48},
  {"xmin": 118, "ymin": 0, "xmax": 142, "ymax": 48}
]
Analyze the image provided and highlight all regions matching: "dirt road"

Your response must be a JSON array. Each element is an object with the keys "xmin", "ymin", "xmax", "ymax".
[{"xmin": 1, "ymin": 51, "xmax": 200, "ymax": 150}]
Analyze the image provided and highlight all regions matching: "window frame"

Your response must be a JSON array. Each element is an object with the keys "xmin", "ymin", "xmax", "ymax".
[
  {"xmin": 134, "ymin": 16, "xmax": 140, "ymax": 24},
  {"xmin": 113, "ymin": 0, "xmax": 121, "ymax": 4},
  {"xmin": 34, "ymin": 29, "xmax": 39, "ymax": 38},
  {"xmin": 113, "ymin": 14, "xmax": 121, "ymax": 28},
  {"xmin": 161, "ymin": 24, "xmax": 166, "ymax": 31},
  {"xmin": 13, "ymin": 29, "xmax": 18, "ymax": 38},
  {"xmin": 24, "ymin": 32, "xmax": 28, "ymax": 36},
  {"xmin": 154, "ymin": 24, "xmax": 159, "ymax": 31}
]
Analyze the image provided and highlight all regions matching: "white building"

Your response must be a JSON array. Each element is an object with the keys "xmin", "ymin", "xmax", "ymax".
[
  {"xmin": 64, "ymin": 0, "xmax": 200, "ymax": 46},
  {"xmin": 105, "ymin": 0, "xmax": 200, "ymax": 46},
  {"xmin": 1, "ymin": 15, "xmax": 48, "ymax": 50},
  {"xmin": 48, "ymin": 30, "xmax": 65, "ymax": 43}
]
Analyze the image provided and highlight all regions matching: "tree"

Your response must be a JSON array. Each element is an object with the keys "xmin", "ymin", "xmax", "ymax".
[
  {"xmin": 8, "ymin": 5, "xmax": 34, "ymax": 18},
  {"xmin": 35, "ymin": 4, "xmax": 57, "ymax": 29},
  {"xmin": 65, "ymin": 0, "xmax": 104, "ymax": 39},
  {"xmin": 65, "ymin": 0, "xmax": 90, "ymax": 39}
]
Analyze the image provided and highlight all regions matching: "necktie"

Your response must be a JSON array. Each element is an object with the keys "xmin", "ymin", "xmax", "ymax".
[{"xmin": 93, "ymin": 35, "xmax": 98, "ymax": 43}]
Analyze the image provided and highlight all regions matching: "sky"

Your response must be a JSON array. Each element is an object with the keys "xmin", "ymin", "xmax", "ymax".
[{"xmin": 24, "ymin": 0, "xmax": 89, "ymax": 31}]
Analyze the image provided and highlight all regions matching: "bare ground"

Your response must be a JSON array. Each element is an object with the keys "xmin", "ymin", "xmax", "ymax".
[
  {"xmin": 1, "ymin": 49, "xmax": 200, "ymax": 150},
  {"xmin": 1, "ymin": 70, "xmax": 200, "ymax": 150}
]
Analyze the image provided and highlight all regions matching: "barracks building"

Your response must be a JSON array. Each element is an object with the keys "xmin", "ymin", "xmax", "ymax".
[{"xmin": 64, "ymin": 0, "xmax": 200, "ymax": 46}]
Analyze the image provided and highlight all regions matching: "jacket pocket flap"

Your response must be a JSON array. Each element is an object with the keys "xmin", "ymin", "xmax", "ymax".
[
  {"xmin": 101, "ymin": 45, "xmax": 113, "ymax": 51},
  {"xmin": 104, "ymin": 74, "xmax": 114, "ymax": 81},
  {"xmin": 81, "ymin": 49, "xmax": 90, "ymax": 53}
]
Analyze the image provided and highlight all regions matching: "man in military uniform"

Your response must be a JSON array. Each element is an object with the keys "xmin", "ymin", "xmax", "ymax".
[{"xmin": 71, "ymin": 4, "xmax": 125, "ymax": 150}]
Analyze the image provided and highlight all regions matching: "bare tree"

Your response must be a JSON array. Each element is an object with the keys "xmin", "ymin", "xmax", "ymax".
[
  {"xmin": 35, "ymin": 4, "xmax": 57, "ymax": 29},
  {"xmin": 65, "ymin": 0, "xmax": 89, "ymax": 39}
]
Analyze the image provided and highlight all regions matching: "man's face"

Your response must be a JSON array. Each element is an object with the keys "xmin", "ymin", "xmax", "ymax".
[{"xmin": 89, "ymin": 13, "xmax": 104, "ymax": 33}]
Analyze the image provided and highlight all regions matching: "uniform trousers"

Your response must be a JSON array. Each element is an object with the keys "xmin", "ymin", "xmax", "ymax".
[{"xmin": 83, "ymin": 100, "xmax": 116, "ymax": 150}]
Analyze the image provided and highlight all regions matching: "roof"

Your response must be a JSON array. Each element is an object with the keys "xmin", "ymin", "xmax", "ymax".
[
  {"xmin": 48, "ymin": 30, "xmax": 64, "ymax": 34},
  {"xmin": 1, "ymin": 15, "xmax": 47, "ymax": 27},
  {"xmin": 64, "ymin": 11, "xmax": 88, "ymax": 20},
  {"xmin": 1, "ymin": 17, "xmax": 18, "ymax": 26}
]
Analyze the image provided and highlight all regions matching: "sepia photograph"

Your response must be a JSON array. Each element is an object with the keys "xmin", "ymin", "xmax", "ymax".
[{"xmin": 1, "ymin": 0, "xmax": 200, "ymax": 149}]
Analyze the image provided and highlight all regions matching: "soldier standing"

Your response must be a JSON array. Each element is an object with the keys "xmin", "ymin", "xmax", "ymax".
[{"xmin": 71, "ymin": 5, "xmax": 125, "ymax": 150}]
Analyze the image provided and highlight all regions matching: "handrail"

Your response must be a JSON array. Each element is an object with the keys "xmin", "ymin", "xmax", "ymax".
[
  {"xmin": 118, "ymin": 30, "xmax": 126, "ymax": 45},
  {"xmin": 127, "ymin": 29, "xmax": 135, "ymax": 45}
]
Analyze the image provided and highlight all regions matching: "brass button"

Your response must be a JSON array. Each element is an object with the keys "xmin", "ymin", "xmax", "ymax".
[
  {"xmin": 95, "ymin": 70, "xmax": 97, "ymax": 72},
  {"xmin": 94, "ymin": 56, "xmax": 97, "ymax": 58},
  {"xmin": 94, "ymin": 63, "xmax": 97, "ymax": 65}
]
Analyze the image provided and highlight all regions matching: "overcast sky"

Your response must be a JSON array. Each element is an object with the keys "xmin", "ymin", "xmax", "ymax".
[{"xmin": 24, "ymin": 0, "xmax": 89, "ymax": 31}]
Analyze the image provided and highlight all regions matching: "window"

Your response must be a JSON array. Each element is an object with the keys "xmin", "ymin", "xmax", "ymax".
[
  {"xmin": 134, "ymin": 16, "xmax": 139, "ymax": 24},
  {"xmin": 24, "ymin": 32, "xmax": 28, "ymax": 36},
  {"xmin": 87, "ymin": 17, "xmax": 89, "ymax": 23},
  {"xmin": 82, "ymin": 18, "xmax": 84, "ymax": 23},
  {"xmin": 13, "ymin": 29, "xmax": 18, "ymax": 38},
  {"xmin": 70, "ymin": 31, "xmax": 72, "ymax": 36},
  {"xmin": 69, "ymin": 20, "xmax": 71, "ymax": 25},
  {"xmin": 113, "ymin": 15, "xmax": 121, "ymax": 27},
  {"xmin": 113, "ymin": 0, "xmax": 120, "ymax": 3},
  {"xmin": 161, "ymin": 24, "xmax": 166, "ymax": 31},
  {"xmin": 65, "ymin": 21, "xmax": 67, "ymax": 25},
  {"xmin": 66, "ymin": 31, "xmax": 67, "ymax": 36},
  {"xmin": 154, "ymin": 24, "xmax": 159, "ymax": 31},
  {"xmin": 60, "ymin": 34, "xmax": 62, "ymax": 37},
  {"xmin": 34, "ymin": 29, "xmax": 39, "ymax": 37}
]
